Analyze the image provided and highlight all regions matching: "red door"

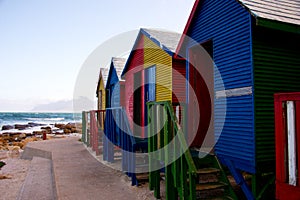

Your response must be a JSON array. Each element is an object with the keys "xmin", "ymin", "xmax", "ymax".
[{"xmin": 188, "ymin": 44, "xmax": 213, "ymax": 148}]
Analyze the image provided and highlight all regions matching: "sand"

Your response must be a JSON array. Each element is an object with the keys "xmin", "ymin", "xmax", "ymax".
[{"xmin": 0, "ymin": 153, "xmax": 31, "ymax": 200}]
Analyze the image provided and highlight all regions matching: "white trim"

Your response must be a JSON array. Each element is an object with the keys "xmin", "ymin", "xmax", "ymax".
[
  {"xmin": 216, "ymin": 86, "xmax": 252, "ymax": 98},
  {"xmin": 287, "ymin": 101, "xmax": 297, "ymax": 186}
]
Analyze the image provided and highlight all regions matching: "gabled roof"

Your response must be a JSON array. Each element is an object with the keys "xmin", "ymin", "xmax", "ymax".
[
  {"xmin": 176, "ymin": 0, "xmax": 300, "ymax": 55},
  {"xmin": 238, "ymin": 0, "xmax": 300, "ymax": 26},
  {"xmin": 106, "ymin": 57, "xmax": 127, "ymax": 89},
  {"xmin": 111, "ymin": 57, "xmax": 127, "ymax": 80},
  {"xmin": 96, "ymin": 67, "xmax": 109, "ymax": 96},
  {"xmin": 121, "ymin": 28, "xmax": 181, "ymax": 77},
  {"xmin": 141, "ymin": 28, "xmax": 181, "ymax": 54}
]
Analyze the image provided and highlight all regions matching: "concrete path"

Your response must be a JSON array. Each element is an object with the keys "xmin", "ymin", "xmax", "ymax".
[{"xmin": 19, "ymin": 137, "xmax": 144, "ymax": 200}]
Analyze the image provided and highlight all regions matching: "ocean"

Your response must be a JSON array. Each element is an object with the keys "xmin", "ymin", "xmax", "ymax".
[{"xmin": 0, "ymin": 112, "xmax": 82, "ymax": 133}]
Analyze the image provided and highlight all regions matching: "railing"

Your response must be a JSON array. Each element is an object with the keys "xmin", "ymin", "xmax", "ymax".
[
  {"xmin": 147, "ymin": 101, "xmax": 197, "ymax": 199},
  {"xmin": 82, "ymin": 110, "xmax": 105, "ymax": 155},
  {"xmin": 104, "ymin": 107, "xmax": 148, "ymax": 186}
]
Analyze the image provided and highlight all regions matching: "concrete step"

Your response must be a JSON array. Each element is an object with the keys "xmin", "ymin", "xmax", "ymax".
[{"xmin": 17, "ymin": 156, "xmax": 57, "ymax": 200}]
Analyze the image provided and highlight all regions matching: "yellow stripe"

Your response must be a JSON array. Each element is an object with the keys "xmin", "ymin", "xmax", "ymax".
[{"xmin": 144, "ymin": 37, "xmax": 172, "ymax": 101}]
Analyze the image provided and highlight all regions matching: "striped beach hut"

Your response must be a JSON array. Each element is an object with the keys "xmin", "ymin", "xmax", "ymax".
[
  {"xmin": 177, "ymin": 0, "xmax": 300, "ymax": 199},
  {"xmin": 96, "ymin": 68, "xmax": 109, "ymax": 112},
  {"xmin": 106, "ymin": 57, "xmax": 127, "ymax": 108},
  {"xmin": 96, "ymin": 68, "xmax": 109, "ymax": 128},
  {"xmin": 103, "ymin": 57, "xmax": 126, "ymax": 162},
  {"xmin": 121, "ymin": 28, "xmax": 185, "ymax": 137}
]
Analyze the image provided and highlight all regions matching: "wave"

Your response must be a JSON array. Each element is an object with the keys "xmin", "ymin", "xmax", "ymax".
[{"xmin": 25, "ymin": 117, "xmax": 65, "ymax": 121}]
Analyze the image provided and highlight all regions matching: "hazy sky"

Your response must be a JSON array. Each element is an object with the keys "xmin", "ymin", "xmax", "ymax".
[{"xmin": 0, "ymin": 0, "xmax": 195, "ymax": 112}]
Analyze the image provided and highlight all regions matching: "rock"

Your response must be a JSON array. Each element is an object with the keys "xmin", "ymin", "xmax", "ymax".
[
  {"xmin": 18, "ymin": 133, "xmax": 27, "ymax": 140},
  {"xmin": 41, "ymin": 126, "xmax": 51, "ymax": 130},
  {"xmin": 41, "ymin": 126, "xmax": 52, "ymax": 134},
  {"xmin": 14, "ymin": 124, "xmax": 29, "ymax": 130},
  {"xmin": 33, "ymin": 131, "xmax": 43, "ymax": 135},
  {"xmin": 55, "ymin": 123, "xmax": 65, "ymax": 129},
  {"xmin": 28, "ymin": 122, "xmax": 46, "ymax": 127},
  {"xmin": 0, "ymin": 161, "xmax": 5, "ymax": 169},
  {"xmin": 1, "ymin": 125, "xmax": 14, "ymax": 131},
  {"xmin": 65, "ymin": 123, "xmax": 73, "ymax": 129},
  {"xmin": 63, "ymin": 129, "xmax": 71, "ymax": 134},
  {"xmin": 71, "ymin": 127, "xmax": 77, "ymax": 133}
]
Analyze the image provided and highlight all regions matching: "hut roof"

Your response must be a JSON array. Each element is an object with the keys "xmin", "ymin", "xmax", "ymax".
[
  {"xmin": 238, "ymin": 0, "xmax": 300, "ymax": 26},
  {"xmin": 176, "ymin": 0, "xmax": 300, "ymax": 55},
  {"xmin": 111, "ymin": 57, "xmax": 127, "ymax": 80},
  {"xmin": 121, "ymin": 28, "xmax": 181, "ymax": 77}
]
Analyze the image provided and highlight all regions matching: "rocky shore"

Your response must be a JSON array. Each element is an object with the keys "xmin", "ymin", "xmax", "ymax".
[{"xmin": 0, "ymin": 122, "xmax": 82, "ymax": 151}]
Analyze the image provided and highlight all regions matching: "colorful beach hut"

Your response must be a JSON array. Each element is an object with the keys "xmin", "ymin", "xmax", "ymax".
[
  {"xmin": 96, "ymin": 68, "xmax": 109, "ymax": 112},
  {"xmin": 96, "ymin": 68, "xmax": 108, "ymax": 128},
  {"xmin": 177, "ymin": 0, "xmax": 300, "ymax": 199},
  {"xmin": 121, "ymin": 28, "xmax": 185, "ymax": 137},
  {"xmin": 105, "ymin": 57, "xmax": 126, "ymax": 108},
  {"xmin": 103, "ymin": 57, "xmax": 126, "ymax": 162},
  {"xmin": 119, "ymin": 28, "xmax": 186, "ymax": 187}
]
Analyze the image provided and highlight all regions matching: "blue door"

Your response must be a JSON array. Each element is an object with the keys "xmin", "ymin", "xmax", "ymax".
[{"xmin": 145, "ymin": 66, "xmax": 156, "ymax": 135}]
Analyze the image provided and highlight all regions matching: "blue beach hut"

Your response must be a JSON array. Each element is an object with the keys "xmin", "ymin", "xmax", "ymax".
[
  {"xmin": 177, "ymin": 0, "xmax": 300, "ymax": 199},
  {"xmin": 103, "ymin": 57, "xmax": 126, "ymax": 162}
]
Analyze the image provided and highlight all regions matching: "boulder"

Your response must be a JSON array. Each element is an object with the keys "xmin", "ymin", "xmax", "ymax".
[
  {"xmin": 63, "ymin": 129, "xmax": 71, "ymax": 134},
  {"xmin": 41, "ymin": 126, "xmax": 52, "ymax": 134},
  {"xmin": 54, "ymin": 123, "xmax": 65, "ymax": 129},
  {"xmin": 1, "ymin": 125, "xmax": 14, "ymax": 131},
  {"xmin": 28, "ymin": 122, "xmax": 46, "ymax": 127},
  {"xmin": 14, "ymin": 124, "xmax": 29, "ymax": 130}
]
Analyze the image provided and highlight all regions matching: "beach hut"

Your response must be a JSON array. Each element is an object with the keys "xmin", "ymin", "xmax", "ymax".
[
  {"xmin": 106, "ymin": 57, "xmax": 126, "ymax": 108},
  {"xmin": 176, "ymin": 0, "xmax": 300, "ymax": 199},
  {"xmin": 96, "ymin": 68, "xmax": 109, "ymax": 128},
  {"xmin": 96, "ymin": 68, "xmax": 109, "ymax": 112},
  {"xmin": 103, "ymin": 57, "xmax": 126, "ymax": 162},
  {"xmin": 119, "ymin": 28, "xmax": 186, "ymax": 188},
  {"xmin": 121, "ymin": 28, "xmax": 185, "ymax": 137}
]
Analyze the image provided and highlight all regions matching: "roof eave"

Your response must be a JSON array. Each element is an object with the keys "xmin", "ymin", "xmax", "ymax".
[
  {"xmin": 256, "ymin": 17, "xmax": 300, "ymax": 34},
  {"xmin": 175, "ymin": 0, "xmax": 201, "ymax": 57},
  {"xmin": 121, "ymin": 31, "xmax": 143, "ymax": 78},
  {"xmin": 141, "ymin": 28, "xmax": 175, "ymax": 57}
]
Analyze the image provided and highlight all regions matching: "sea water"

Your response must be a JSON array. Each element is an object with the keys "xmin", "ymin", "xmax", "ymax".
[{"xmin": 0, "ymin": 112, "xmax": 82, "ymax": 133}]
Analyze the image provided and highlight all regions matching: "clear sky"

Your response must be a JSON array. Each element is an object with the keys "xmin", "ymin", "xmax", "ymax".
[{"xmin": 0, "ymin": 0, "xmax": 195, "ymax": 112}]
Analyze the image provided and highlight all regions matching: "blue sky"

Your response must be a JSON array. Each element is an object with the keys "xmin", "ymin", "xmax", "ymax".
[{"xmin": 0, "ymin": 0, "xmax": 195, "ymax": 112}]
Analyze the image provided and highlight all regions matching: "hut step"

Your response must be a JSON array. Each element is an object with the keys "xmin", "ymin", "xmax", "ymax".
[{"xmin": 196, "ymin": 183, "xmax": 226, "ymax": 191}]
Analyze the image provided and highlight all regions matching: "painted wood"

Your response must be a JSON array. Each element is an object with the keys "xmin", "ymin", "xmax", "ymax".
[
  {"xmin": 287, "ymin": 101, "xmax": 296, "ymax": 186},
  {"xmin": 144, "ymin": 36, "xmax": 172, "ymax": 102},
  {"xmin": 275, "ymin": 93, "xmax": 300, "ymax": 199},
  {"xmin": 123, "ymin": 35, "xmax": 144, "ymax": 131}
]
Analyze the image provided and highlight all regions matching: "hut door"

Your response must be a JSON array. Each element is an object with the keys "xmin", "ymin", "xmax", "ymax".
[
  {"xmin": 188, "ymin": 42, "xmax": 214, "ymax": 148},
  {"xmin": 145, "ymin": 66, "xmax": 156, "ymax": 135},
  {"xmin": 134, "ymin": 71, "xmax": 143, "ymax": 137}
]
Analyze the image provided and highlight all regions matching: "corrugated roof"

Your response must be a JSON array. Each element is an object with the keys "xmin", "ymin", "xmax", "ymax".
[
  {"xmin": 142, "ymin": 28, "xmax": 181, "ymax": 53},
  {"xmin": 176, "ymin": 0, "xmax": 300, "ymax": 56},
  {"xmin": 101, "ymin": 67, "xmax": 109, "ymax": 86},
  {"xmin": 122, "ymin": 28, "xmax": 182, "ymax": 77},
  {"xmin": 111, "ymin": 57, "xmax": 127, "ymax": 80},
  {"xmin": 237, "ymin": 0, "xmax": 300, "ymax": 25},
  {"xmin": 96, "ymin": 67, "xmax": 109, "ymax": 96}
]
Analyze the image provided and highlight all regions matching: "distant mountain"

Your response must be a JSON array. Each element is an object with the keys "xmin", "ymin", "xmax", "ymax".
[
  {"xmin": 31, "ymin": 97, "xmax": 96, "ymax": 112},
  {"xmin": 31, "ymin": 100, "xmax": 73, "ymax": 112}
]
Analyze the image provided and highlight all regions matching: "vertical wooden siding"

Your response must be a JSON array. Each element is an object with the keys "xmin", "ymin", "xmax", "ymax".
[
  {"xmin": 97, "ymin": 79, "xmax": 106, "ymax": 110},
  {"xmin": 144, "ymin": 36, "xmax": 172, "ymax": 102},
  {"xmin": 124, "ymin": 36, "xmax": 144, "ymax": 130},
  {"xmin": 253, "ymin": 26, "xmax": 300, "ymax": 172},
  {"xmin": 187, "ymin": 0, "xmax": 255, "ymax": 173},
  {"xmin": 172, "ymin": 58, "xmax": 186, "ymax": 103}
]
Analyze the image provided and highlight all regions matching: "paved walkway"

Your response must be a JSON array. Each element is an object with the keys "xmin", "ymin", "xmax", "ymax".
[{"xmin": 19, "ymin": 137, "xmax": 147, "ymax": 200}]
